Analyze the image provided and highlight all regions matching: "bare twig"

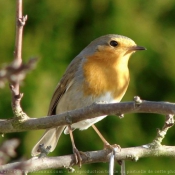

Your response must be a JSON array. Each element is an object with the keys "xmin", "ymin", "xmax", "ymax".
[
  {"xmin": 0, "ymin": 58, "xmax": 37, "ymax": 88},
  {"xmin": 144, "ymin": 114, "xmax": 175, "ymax": 148},
  {"xmin": 1, "ymin": 145, "xmax": 175, "ymax": 173},
  {"xmin": 12, "ymin": 0, "xmax": 25, "ymax": 97},
  {"xmin": 9, "ymin": 0, "xmax": 28, "ymax": 121},
  {"xmin": 0, "ymin": 100, "xmax": 175, "ymax": 133},
  {"xmin": 154, "ymin": 114, "xmax": 174, "ymax": 144},
  {"xmin": 0, "ymin": 139, "xmax": 20, "ymax": 165},
  {"xmin": 0, "ymin": 1, "xmax": 36, "ymax": 88}
]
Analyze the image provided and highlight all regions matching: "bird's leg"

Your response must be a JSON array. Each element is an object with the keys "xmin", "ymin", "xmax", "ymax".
[
  {"xmin": 92, "ymin": 125, "xmax": 123, "ymax": 167},
  {"xmin": 68, "ymin": 125, "xmax": 82, "ymax": 166},
  {"xmin": 68, "ymin": 125, "xmax": 87, "ymax": 167},
  {"xmin": 92, "ymin": 124, "xmax": 110, "ymax": 146},
  {"xmin": 92, "ymin": 124, "xmax": 121, "ymax": 151},
  {"xmin": 92, "ymin": 125, "xmax": 124, "ymax": 167}
]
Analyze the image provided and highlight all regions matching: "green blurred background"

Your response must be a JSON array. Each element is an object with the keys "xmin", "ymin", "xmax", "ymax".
[{"xmin": 0, "ymin": 0, "xmax": 175, "ymax": 174}]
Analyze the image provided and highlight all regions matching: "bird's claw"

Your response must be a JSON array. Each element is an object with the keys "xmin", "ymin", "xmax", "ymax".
[
  {"xmin": 73, "ymin": 147, "xmax": 88, "ymax": 167},
  {"xmin": 105, "ymin": 143, "xmax": 122, "ymax": 166},
  {"xmin": 104, "ymin": 143, "xmax": 121, "ymax": 153}
]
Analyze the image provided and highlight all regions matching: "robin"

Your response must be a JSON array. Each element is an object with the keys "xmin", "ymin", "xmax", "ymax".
[{"xmin": 31, "ymin": 34, "xmax": 146, "ymax": 165}]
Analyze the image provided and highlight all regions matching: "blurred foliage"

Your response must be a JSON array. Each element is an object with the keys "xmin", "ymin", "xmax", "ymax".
[{"xmin": 0, "ymin": 0, "xmax": 175, "ymax": 174}]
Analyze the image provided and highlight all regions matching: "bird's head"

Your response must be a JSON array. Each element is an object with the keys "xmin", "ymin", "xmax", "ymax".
[{"xmin": 80, "ymin": 34, "xmax": 146, "ymax": 65}]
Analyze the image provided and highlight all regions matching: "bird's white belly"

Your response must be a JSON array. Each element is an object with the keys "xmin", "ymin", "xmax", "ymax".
[
  {"xmin": 71, "ymin": 115, "xmax": 106, "ymax": 130},
  {"xmin": 63, "ymin": 91, "xmax": 120, "ymax": 134}
]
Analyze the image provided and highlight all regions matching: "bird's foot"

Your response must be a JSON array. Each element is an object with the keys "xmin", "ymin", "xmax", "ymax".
[
  {"xmin": 73, "ymin": 147, "xmax": 88, "ymax": 167},
  {"xmin": 37, "ymin": 144, "xmax": 51, "ymax": 158},
  {"xmin": 104, "ymin": 143, "xmax": 121, "ymax": 153},
  {"xmin": 104, "ymin": 143, "xmax": 122, "ymax": 165}
]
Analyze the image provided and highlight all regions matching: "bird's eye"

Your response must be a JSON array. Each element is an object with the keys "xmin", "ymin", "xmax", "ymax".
[{"xmin": 110, "ymin": 40, "xmax": 118, "ymax": 47}]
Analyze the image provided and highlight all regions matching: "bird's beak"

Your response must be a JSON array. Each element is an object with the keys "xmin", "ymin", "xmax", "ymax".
[{"xmin": 129, "ymin": 46, "xmax": 146, "ymax": 51}]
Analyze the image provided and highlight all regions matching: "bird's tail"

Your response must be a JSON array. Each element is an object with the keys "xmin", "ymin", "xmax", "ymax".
[{"xmin": 31, "ymin": 126, "xmax": 65, "ymax": 156}]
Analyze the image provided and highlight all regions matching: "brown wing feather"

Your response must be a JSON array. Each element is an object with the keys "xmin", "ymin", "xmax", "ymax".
[{"xmin": 47, "ymin": 56, "xmax": 82, "ymax": 115}]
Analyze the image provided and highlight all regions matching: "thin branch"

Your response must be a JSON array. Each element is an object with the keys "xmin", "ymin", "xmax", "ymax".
[
  {"xmin": 1, "ymin": 145, "xmax": 175, "ymax": 173},
  {"xmin": 0, "ymin": 100, "xmax": 175, "ymax": 133},
  {"xmin": 152, "ymin": 114, "xmax": 174, "ymax": 147},
  {"xmin": 14, "ymin": 0, "xmax": 25, "ymax": 74},
  {"xmin": 0, "ymin": 139, "xmax": 20, "ymax": 165},
  {"xmin": 10, "ymin": 0, "xmax": 27, "ymax": 120},
  {"xmin": 12, "ymin": 0, "xmax": 24, "ymax": 95},
  {"xmin": 0, "ymin": 58, "xmax": 37, "ymax": 88}
]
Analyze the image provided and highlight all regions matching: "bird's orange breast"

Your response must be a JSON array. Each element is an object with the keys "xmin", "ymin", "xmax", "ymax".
[{"xmin": 82, "ymin": 47, "xmax": 130, "ymax": 100}]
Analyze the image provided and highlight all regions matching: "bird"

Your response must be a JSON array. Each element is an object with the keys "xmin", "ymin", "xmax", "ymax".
[{"xmin": 31, "ymin": 34, "xmax": 146, "ymax": 165}]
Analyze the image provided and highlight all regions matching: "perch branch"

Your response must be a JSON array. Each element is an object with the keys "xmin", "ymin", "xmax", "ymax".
[
  {"xmin": 1, "ymin": 145, "xmax": 175, "ymax": 173},
  {"xmin": 0, "ymin": 100, "xmax": 175, "ymax": 133}
]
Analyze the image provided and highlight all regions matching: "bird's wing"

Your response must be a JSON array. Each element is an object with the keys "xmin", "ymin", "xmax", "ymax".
[{"xmin": 48, "ymin": 56, "xmax": 82, "ymax": 115}]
